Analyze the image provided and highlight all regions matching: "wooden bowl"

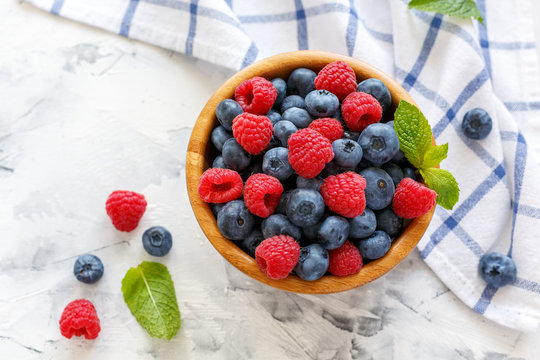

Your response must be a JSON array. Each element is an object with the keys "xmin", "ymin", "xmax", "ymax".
[{"xmin": 186, "ymin": 50, "xmax": 435, "ymax": 294}]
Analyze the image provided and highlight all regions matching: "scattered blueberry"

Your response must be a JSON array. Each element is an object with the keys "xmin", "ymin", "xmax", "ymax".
[
  {"xmin": 332, "ymin": 139, "xmax": 363, "ymax": 168},
  {"xmin": 287, "ymin": 68, "xmax": 316, "ymax": 97},
  {"xmin": 357, "ymin": 78, "xmax": 392, "ymax": 114},
  {"xmin": 212, "ymin": 156, "xmax": 227, "ymax": 169},
  {"xmin": 402, "ymin": 167, "xmax": 416, "ymax": 180},
  {"xmin": 358, "ymin": 123, "xmax": 400, "ymax": 165},
  {"xmin": 266, "ymin": 110, "xmax": 282, "ymax": 125},
  {"xmin": 73, "ymin": 254, "xmax": 104, "ymax": 284},
  {"xmin": 282, "ymin": 107, "xmax": 313, "ymax": 128},
  {"xmin": 280, "ymin": 95, "xmax": 306, "ymax": 113},
  {"xmin": 274, "ymin": 120, "xmax": 298, "ymax": 147},
  {"xmin": 240, "ymin": 229, "xmax": 264, "ymax": 258},
  {"xmin": 382, "ymin": 162, "xmax": 404, "ymax": 187},
  {"xmin": 262, "ymin": 147, "xmax": 293, "ymax": 181},
  {"xmin": 142, "ymin": 226, "xmax": 173, "ymax": 257},
  {"xmin": 375, "ymin": 207, "xmax": 402, "ymax": 238},
  {"xmin": 211, "ymin": 126, "xmax": 232, "ymax": 152},
  {"xmin": 305, "ymin": 90, "xmax": 339, "ymax": 117},
  {"xmin": 343, "ymin": 130, "xmax": 360, "ymax": 142},
  {"xmin": 360, "ymin": 167, "xmax": 395, "ymax": 210},
  {"xmin": 211, "ymin": 203, "xmax": 226, "ymax": 217},
  {"xmin": 302, "ymin": 221, "xmax": 322, "ymax": 242},
  {"xmin": 357, "ymin": 230, "xmax": 391, "ymax": 260},
  {"xmin": 478, "ymin": 252, "xmax": 517, "ymax": 287},
  {"xmin": 318, "ymin": 216, "xmax": 349, "ymax": 250},
  {"xmin": 222, "ymin": 138, "xmax": 252, "ymax": 172},
  {"xmin": 321, "ymin": 160, "xmax": 355, "ymax": 178},
  {"xmin": 271, "ymin": 78, "xmax": 287, "ymax": 107},
  {"xmin": 356, "ymin": 157, "xmax": 376, "ymax": 172},
  {"xmin": 286, "ymin": 188, "xmax": 325, "ymax": 227},
  {"xmin": 276, "ymin": 189, "xmax": 293, "ymax": 215},
  {"xmin": 294, "ymin": 244, "xmax": 329, "ymax": 281},
  {"xmin": 349, "ymin": 208, "xmax": 377, "ymax": 239},
  {"xmin": 462, "ymin": 108, "xmax": 492, "ymax": 140},
  {"xmin": 296, "ymin": 176, "xmax": 324, "ymax": 191},
  {"xmin": 261, "ymin": 214, "xmax": 302, "ymax": 241},
  {"xmin": 217, "ymin": 200, "xmax": 256, "ymax": 240},
  {"xmin": 216, "ymin": 99, "xmax": 243, "ymax": 131}
]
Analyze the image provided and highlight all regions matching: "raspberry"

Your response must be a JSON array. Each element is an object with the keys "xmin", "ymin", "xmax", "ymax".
[
  {"xmin": 288, "ymin": 128, "xmax": 334, "ymax": 178},
  {"xmin": 105, "ymin": 190, "xmax": 147, "ymax": 232},
  {"xmin": 244, "ymin": 173, "xmax": 284, "ymax": 217},
  {"xmin": 198, "ymin": 168, "xmax": 243, "ymax": 203},
  {"xmin": 308, "ymin": 118, "xmax": 344, "ymax": 143},
  {"xmin": 255, "ymin": 235, "xmax": 300, "ymax": 280},
  {"xmin": 234, "ymin": 76, "xmax": 277, "ymax": 115},
  {"xmin": 314, "ymin": 61, "xmax": 357, "ymax": 101},
  {"xmin": 232, "ymin": 113, "xmax": 273, "ymax": 155},
  {"xmin": 328, "ymin": 240, "xmax": 363, "ymax": 276},
  {"xmin": 392, "ymin": 178, "xmax": 437, "ymax": 219},
  {"xmin": 59, "ymin": 299, "xmax": 101, "ymax": 340},
  {"xmin": 341, "ymin": 92, "xmax": 382, "ymax": 132},
  {"xmin": 320, "ymin": 172, "xmax": 367, "ymax": 218}
]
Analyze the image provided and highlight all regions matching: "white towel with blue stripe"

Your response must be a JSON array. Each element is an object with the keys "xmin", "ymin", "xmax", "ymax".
[{"xmin": 26, "ymin": 0, "xmax": 540, "ymax": 331}]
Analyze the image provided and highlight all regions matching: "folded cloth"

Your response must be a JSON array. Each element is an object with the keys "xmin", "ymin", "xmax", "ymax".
[{"xmin": 26, "ymin": 0, "xmax": 540, "ymax": 331}]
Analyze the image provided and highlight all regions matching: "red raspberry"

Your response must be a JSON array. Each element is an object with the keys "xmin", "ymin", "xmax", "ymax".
[
  {"xmin": 244, "ymin": 173, "xmax": 283, "ymax": 217},
  {"xmin": 105, "ymin": 190, "xmax": 147, "ymax": 232},
  {"xmin": 232, "ymin": 113, "xmax": 273, "ymax": 155},
  {"xmin": 320, "ymin": 172, "xmax": 367, "ymax": 218},
  {"xmin": 393, "ymin": 178, "xmax": 437, "ymax": 219},
  {"xmin": 234, "ymin": 76, "xmax": 277, "ymax": 115},
  {"xmin": 308, "ymin": 117, "xmax": 344, "ymax": 143},
  {"xmin": 341, "ymin": 92, "xmax": 382, "ymax": 132},
  {"xmin": 255, "ymin": 235, "xmax": 300, "ymax": 280},
  {"xmin": 198, "ymin": 168, "xmax": 243, "ymax": 203},
  {"xmin": 314, "ymin": 61, "xmax": 357, "ymax": 101},
  {"xmin": 328, "ymin": 240, "xmax": 363, "ymax": 276},
  {"xmin": 288, "ymin": 128, "xmax": 334, "ymax": 178},
  {"xmin": 59, "ymin": 299, "xmax": 101, "ymax": 340}
]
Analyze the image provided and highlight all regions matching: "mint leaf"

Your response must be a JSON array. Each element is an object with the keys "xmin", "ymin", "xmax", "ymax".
[
  {"xmin": 423, "ymin": 143, "xmax": 448, "ymax": 168},
  {"xmin": 121, "ymin": 261, "xmax": 181, "ymax": 340},
  {"xmin": 420, "ymin": 168, "xmax": 460, "ymax": 210},
  {"xmin": 408, "ymin": 0, "xmax": 484, "ymax": 23},
  {"xmin": 394, "ymin": 100, "xmax": 433, "ymax": 168}
]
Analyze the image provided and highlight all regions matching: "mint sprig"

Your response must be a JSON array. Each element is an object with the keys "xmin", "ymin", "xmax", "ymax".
[
  {"xmin": 408, "ymin": 0, "xmax": 484, "ymax": 24},
  {"xmin": 394, "ymin": 100, "xmax": 460, "ymax": 210}
]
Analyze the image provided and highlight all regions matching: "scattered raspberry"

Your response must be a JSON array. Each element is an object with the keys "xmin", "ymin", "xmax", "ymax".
[
  {"xmin": 198, "ymin": 168, "xmax": 243, "ymax": 203},
  {"xmin": 314, "ymin": 61, "xmax": 357, "ymax": 101},
  {"xmin": 105, "ymin": 190, "xmax": 147, "ymax": 232},
  {"xmin": 320, "ymin": 172, "xmax": 367, "ymax": 218},
  {"xmin": 288, "ymin": 128, "xmax": 334, "ymax": 178},
  {"xmin": 59, "ymin": 299, "xmax": 101, "ymax": 340},
  {"xmin": 392, "ymin": 178, "xmax": 437, "ymax": 219},
  {"xmin": 328, "ymin": 240, "xmax": 363, "ymax": 276},
  {"xmin": 308, "ymin": 117, "xmax": 344, "ymax": 143},
  {"xmin": 244, "ymin": 173, "xmax": 284, "ymax": 217},
  {"xmin": 235, "ymin": 76, "xmax": 277, "ymax": 115},
  {"xmin": 255, "ymin": 235, "xmax": 300, "ymax": 280},
  {"xmin": 232, "ymin": 113, "xmax": 273, "ymax": 155},
  {"xmin": 341, "ymin": 92, "xmax": 382, "ymax": 132}
]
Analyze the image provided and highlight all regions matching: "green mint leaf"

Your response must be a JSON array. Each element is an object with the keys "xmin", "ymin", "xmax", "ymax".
[
  {"xmin": 121, "ymin": 261, "xmax": 181, "ymax": 340},
  {"xmin": 408, "ymin": 0, "xmax": 484, "ymax": 24},
  {"xmin": 394, "ymin": 100, "xmax": 433, "ymax": 169},
  {"xmin": 423, "ymin": 143, "xmax": 448, "ymax": 168},
  {"xmin": 420, "ymin": 168, "xmax": 460, "ymax": 210}
]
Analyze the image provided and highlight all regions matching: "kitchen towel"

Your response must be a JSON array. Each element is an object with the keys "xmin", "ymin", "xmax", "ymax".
[{"xmin": 24, "ymin": 0, "xmax": 540, "ymax": 332}]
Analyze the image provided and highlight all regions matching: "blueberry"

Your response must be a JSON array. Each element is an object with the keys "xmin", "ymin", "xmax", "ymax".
[
  {"xmin": 73, "ymin": 254, "xmax": 104, "ymax": 284},
  {"xmin": 241, "ymin": 160, "xmax": 263, "ymax": 181},
  {"xmin": 360, "ymin": 167, "xmax": 394, "ymax": 210},
  {"xmin": 281, "ymin": 95, "xmax": 306, "ymax": 113},
  {"xmin": 211, "ymin": 126, "xmax": 232, "ymax": 152},
  {"xmin": 402, "ymin": 167, "xmax": 416, "ymax": 180},
  {"xmin": 211, "ymin": 203, "xmax": 226, "ymax": 217},
  {"xmin": 216, "ymin": 99, "xmax": 243, "ymax": 131},
  {"xmin": 382, "ymin": 163, "xmax": 404, "ymax": 187},
  {"xmin": 212, "ymin": 156, "xmax": 227, "ymax": 169},
  {"xmin": 358, "ymin": 123, "xmax": 400, "ymax": 165},
  {"xmin": 271, "ymin": 78, "xmax": 287, "ymax": 107},
  {"xmin": 287, "ymin": 68, "xmax": 316, "ymax": 97},
  {"xmin": 262, "ymin": 147, "xmax": 293, "ymax": 181},
  {"xmin": 222, "ymin": 138, "xmax": 251, "ymax": 171},
  {"xmin": 276, "ymin": 189, "xmax": 293, "ymax": 215},
  {"xmin": 266, "ymin": 110, "xmax": 282, "ymax": 125},
  {"xmin": 302, "ymin": 221, "xmax": 322, "ymax": 242},
  {"xmin": 296, "ymin": 176, "xmax": 323, "ymax": 191},
  {"xmin": 274, "ymin": 120, "xmax": 298, "ymax": 147},
  {"xmin": 294, "ymin": 244, "xmax": 329, "ymax": 281},
  {"xmin": 356, "ymin": 157, "xmax": 376, "ymax": 172},
  {"xmin": 349, "ymin": 208, "xmax": 376, "ymax": 239},
  {"xmin": 142, "ymin": 226, "xmax": 173, "ymax": 257},
  {"xmin": 357, "ymin": 230, "xmax": 391, "ymax": 259},
  {"xmin": 217, "ymin": 200, "xmax": 255, "ymax": 240},
  {"xmin": 240, "ymin": 229, "xmax": 264, "ymax": 258},
  {"xmin": 318, "ymin": 216, "xmax": 349, "ymax": 250},
  {"xmin": 305, "ymin": 90, "xmax": 339, "ymax": 117},
  {"xmin": 321, "ymin": 161, "xmax": 355, "ymax": 178},
  {"xmin": 261, "ymin": 214, "xmax": 301, "ymax": 241},
  {"xmin": 462, "ymin": 108, "xmax": 492, "ymax": 140},
  {"xmin": 343, "ymin": 130, "xmax": 360, "ymax": 142},
  {"xmin": 332, "ymin": 139, "xmax": 363, "ymax": 168},
  {"xmin": 478, "ymin": 252, "xmax": 517, "ymax": 287},
  {"xmin": 286, "ymin": 188, "xmax": 325, "ymax": 227},
  {"xmin": 282, "ymin": 107, "xmax": 313, "ymax": 128},
  {"xmin": 357, "ymin": 78, "xmax": 392, "ymax": 114},
  {"xmin": 375, "ymin": 207, "xmax": 402, "ymax": 238}
]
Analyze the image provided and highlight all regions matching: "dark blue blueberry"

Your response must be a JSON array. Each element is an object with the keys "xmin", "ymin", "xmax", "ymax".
[
  {"xmin": 384, "ymin": 121, "xmax": 405, "ymax": 161},
  {"xmin": 276, "ymin": 189, "xmax": 293, "ymax": 215},
  {"xmin": 241, "ymin": 160, "xmax": 263, "ymax": 181},
  {"xmin": 332, "ymin": 139, "xmax": 363, "ymax": 168},
  {"xmin": 294, "ymin": 244, "xmax": 329, "ymax": 281},
  {"xmin": 375, "ymin": 207, "xmax": 402, "ymax": 238},
  {"xmin": 357, "ymin": 230, "xmax": 391, "ymax": 259},
  {"xmin": 211, "ymin": 126, "xmax": 232, "ymax": 152},
  {"xmin": 358, "ymin": 123, "xmax": 400, "ymax": 165},
  {"xmin": 305, "ymin": 90, "xmax": 339, "ymax": 117},
  {"xmin": 321, "ymin": 161, "xmax": 355, "ymax": 178},
  {"xmin": 296, "ymin": 176, "xmax": 323, "ymax": 191},
  {"xmin": 266, "ymin": 110, "xmax": 282, "ymax": 125},
  {"xmin": 343, "ymin": 130, "xmax": 360, "ymax": 142},
  {"xmin": 349, "ymin": 208, "xmax": 376, "ymax": 239},
  {"xmin": 142, "ymin": 226, "xmax": 173, "ymax": 257},
  {"xmin": 280, "ymin": 95, "xmax": 306, "ymax": 113},
  {"xmin": 240, "ymin": 229, "xmax": 264, "ymax": 258},
  {"xmin": 261, "ymin": 214, "xmax": 301, "ymax": 241},
  {"xmin": 402, "ymin": 167, "xmax": 416, "ymax": 180},
  {"xmin": 360, "ymin": 167, "xmax": 394, "ymax": 210},
  {"xmin": 462, "ymin": 108, "xmax": 492, "ymax": 140},
  {"xmin": 211, "ymin": 203, "xmax": 226, "ymax": 217},
  {"xmin": 478, "ymin": 252, "xmax": 517, "ymax": 287},
  {"xmin": 286, "ymin": 188, "xmax": 325, "ymax": 227},
  {"xmin": 216, "ymin": 99, "xmax": 243, "ymax": 131},
  {"xmin": 274, "ymin": 120, "xmax": 298, "ymax": 147},
  {"xmin": 212, "ymin": 156, "xmax": 227, "ymax": 169},
  {"xmin": 73, "ymin": 254, "xmax": 104, "ymax": 284},
  {"xmin": 382, "ymin": 163, "xmax": 404, "ymax": 187},
  {"xmin": 318, "ymin": 216, "xmax": 349, "ymax": 250},
  {"xmin": 217, "ymin": 200, "xmax": 256, "ymax": 240},
  {"xmin": 302, "ymin": 221, "xmax": 322, "ymax": 242},
  {"xmin": 287, "ymin": 68, "xmax": 316, "ymax": 97},
  {"xmin": 222, "ymin": 138, "xmax": 251, "ymax": 172},
  {"xmin": 282, "ymin": 107, "xmax": 313, "ymax": 129},
  {"xmin": 271, "ymin": 78, "xmax": 287, "ymax": 108},
  {"xmin": 356, "ymin": 157, "xmax": 376, "ymax": 172},
  {"xmin": 262, "ymin": 147, "xmax": 293, "ymax": 181},
  {"xmin": 281, "ymin": 174, "xmax": 298, "ymax": 191},
  {"xmin": 334, "ymin": 107, "xmax": 344, "ymax": 124},
  {"xmin": 357, "ymin": 78, "xmax": 392, "ymax": 114}
]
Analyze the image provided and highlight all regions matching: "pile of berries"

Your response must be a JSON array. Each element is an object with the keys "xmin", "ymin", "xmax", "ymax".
[{"xmin": 199, "ymin": 61, "xmax": 437, "ymax": 281}]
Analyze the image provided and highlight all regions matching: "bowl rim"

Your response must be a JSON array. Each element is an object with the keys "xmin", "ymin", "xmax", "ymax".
[{"xmin": 186, "ymin": 50, "xmax": 435, "ymax": 294}]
